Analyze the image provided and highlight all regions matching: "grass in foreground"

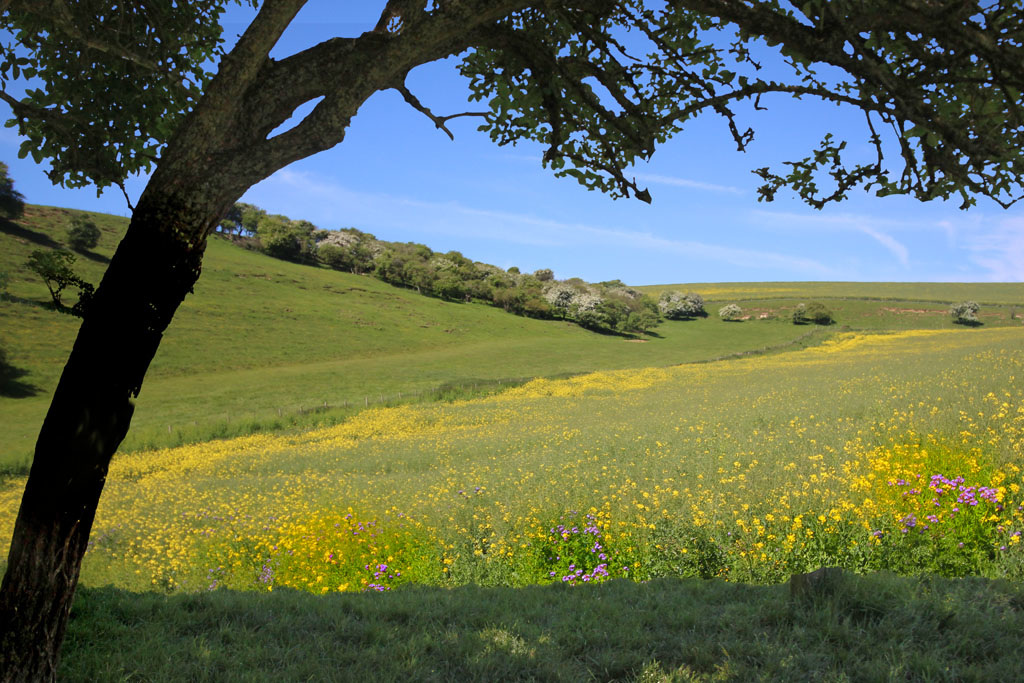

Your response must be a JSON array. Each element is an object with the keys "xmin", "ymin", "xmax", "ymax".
[{"xmin": 61, "ymin": 574, "xmax": 1024, "ymax": 681}]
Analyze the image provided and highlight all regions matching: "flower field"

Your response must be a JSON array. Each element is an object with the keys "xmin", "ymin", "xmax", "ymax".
[{"xmin": 2, "ymin": 327, "xmax": 1023, "ymax": 594}]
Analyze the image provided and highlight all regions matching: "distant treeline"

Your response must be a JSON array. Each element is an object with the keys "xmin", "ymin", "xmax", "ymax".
[{"xmin": 218, "ymin": 203, "xmax": 707, "ymax": 334}]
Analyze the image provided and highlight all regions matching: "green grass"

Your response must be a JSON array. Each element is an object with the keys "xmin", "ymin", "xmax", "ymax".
[
  {"xmin": 1, "ymin": 205, "xmax": 825, "ymax": 468},
  {"xmin": 31, "ymin": 325, "xmax": 1020, "ymax": 597},
  {"xmin": 18, "ymin": 325, "xmax": 1015, "ymax": 680},
  {"xmin": 5, "ymin": 206, "xmax": 1024, "ymax": 681},
  {"xmin": 60, "ymin": 574, "xmax": 1024, "ymax": 681}
]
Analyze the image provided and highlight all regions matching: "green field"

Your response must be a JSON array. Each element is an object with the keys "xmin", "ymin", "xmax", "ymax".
[
  {"xmin": 5, "ymin": 206, "xmax": 1024, "ymax": 680},
  {"xmin": 2, "ymin": 326, "xmax": 1023, "ymax": 680},
  {"xmin": 0, "ymin": 206, "xmax": 814, "ymax": 466},
  {"xmin": 5, "ymin": 206, "xmax": 1022, "ymax": 468}
]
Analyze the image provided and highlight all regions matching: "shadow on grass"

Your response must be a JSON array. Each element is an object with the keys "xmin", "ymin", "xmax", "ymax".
[
  {"xmin": 0, "ymin": 351, "xmax": 38, "ymax": 398},
  {"xmin": 0, "ymin": 364, "xmax": 37, "ymax": 398},
  {"xmin": 0, "ymin": 218, "xmax": 110, "ymax": 264},
  {"xmin": 0, "ymin": 217, "xmax": 62, "ymax": 250},
  {"xmin": 62, "ymin": 574, "xmax": 1024, "ymax": 681},
  {"xmin": 73, "ymin": 248, "xmax": 111, "ymax": 265}
]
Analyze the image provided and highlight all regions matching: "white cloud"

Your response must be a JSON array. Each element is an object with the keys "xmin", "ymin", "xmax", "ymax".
[
  {"xmin": 634, "ymin": 172, "xmax": 744, "ymax": 195},
  {"xmin": 751, "ymin": 208, "xmax": 931, "ymax": 232},
  {"xmin": 495, "ymin": 163, "xmax": 745, "ymax": 195},
  {"xmin": 247, "ymin": 168, "xmax": 834, "ymax": 278},
  {"xmin": 856, "ymin": 225, "xmax": 910, "ymax": 267},
  {"xmin": 752, "ymin": 208, "xmax": 911, "ymax": 268},
  {"xmin": 961, "ymin": 216, "xmax": 1024, "ymax": 281}
]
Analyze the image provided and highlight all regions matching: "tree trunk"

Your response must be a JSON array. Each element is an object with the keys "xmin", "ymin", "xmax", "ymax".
[{"xmin": 0, "ymin": 195, "xmax": 214, "ymax": 681}]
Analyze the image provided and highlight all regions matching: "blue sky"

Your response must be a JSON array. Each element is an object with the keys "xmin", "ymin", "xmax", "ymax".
[{"xmin": 2, "ymin": 2, "xmax": 1021, "ymax": 285}]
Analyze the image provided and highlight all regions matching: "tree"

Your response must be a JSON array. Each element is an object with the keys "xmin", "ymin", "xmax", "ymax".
[
  {"xmin": 2, "ymin": 1, "xmax": 1024, "ymax": 678},
  {"xmin": 659, "ymin": 291, "xmax": 706, "ymax": 320},
  {"xmin": 236, "ymin": 203, "xmax": 266, "ymax": 237},
  {"xmin": 0, "ymin": 161, "xmax": 24, "ymax": 219},
  {"xmin": 317, "ymin": 228, "xmax": 378, "ymax": 274},
  {"xmin": 719, "ymin": 303, "xmax": 743, "ymax": 321},
  {"xmin": 950, "ymin": 301, "xmax": 981, "ymax": 326},
  {"xmin": 792, "ymin": 301, "xmax": 834, "ymax": 325},
  {"xmin": 24, "ymin": 249, "xmax": 94, "ymax": 316},
  {"xmin": 65, "ymin": 215, "xmax": 101, "ymax": 252},
  {"xmin": 217, "ymin": 203, "xmax": 244, "ymax": 236}
]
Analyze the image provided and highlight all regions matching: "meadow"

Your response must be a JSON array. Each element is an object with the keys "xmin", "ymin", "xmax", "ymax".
[
  {"xmin": 2, "ymin": 206, "xmax": 828, "ymax": 468},
  {"xmin": 2, "ymin": 325, "xmax": 1023, "ymax": 679},
  {"xmin": 3, "ymin": 327, "xmax": 1021, "ymax": 592},
  {"xmin": 5, "ymin": 205, "xmax": 1024, "ymax": 679},
  {"xmin": 4, "ymin": 206, "xmax": 1022, "ymax": 469}
]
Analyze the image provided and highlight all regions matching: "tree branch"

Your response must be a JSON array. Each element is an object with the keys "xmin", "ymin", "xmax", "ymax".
[
  {"xmin": 395, "ymin": 82, "xmax": 488, "ymax": 140},
  {"xmin": 232, "ymin": 0, "xmax": 534, "ymax": 182}
]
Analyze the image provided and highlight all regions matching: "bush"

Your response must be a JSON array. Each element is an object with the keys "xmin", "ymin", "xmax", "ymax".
[
  {"xmin": 257, "ymin": 215, "xmax": 317, "ymax": 262},
  {"xmin": 659, "ymin": 291, "xmax": 706, "ymax": 319},
  {"xmin": 950, "ymin": 301, "xmax": 981, "ymax": 326},
  {"xmin": 793, "ymin": 302, "xmax": 833, "ymax": 325},
  {"xmin": 317, "ymin": 243, "xmax": 347, "ymax": 270},
  {"xmin": 718, "ymin": 303, "xmax": 743, "ymax": 321},
  {"xmin": 25, "ymin": 249, "xmax": 94, "ymax": 316},
  {"xmin": 66, "ymin": 215, "xmax": 101, "ymax": 252}
]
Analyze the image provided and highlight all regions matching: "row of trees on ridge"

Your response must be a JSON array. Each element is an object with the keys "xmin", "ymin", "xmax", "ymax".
[{"xmin": 217, "ymin": 202, "xmax": 714, "ymax": 335}]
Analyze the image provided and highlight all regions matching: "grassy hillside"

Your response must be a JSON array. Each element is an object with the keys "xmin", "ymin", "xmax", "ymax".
[
  {"xmin": 1, "ymin": 206, "xmax": 811, "ymax": 467},
  {"xmin": 3, "ymin": 205, "xmax": 1022, "ymax": 468}
]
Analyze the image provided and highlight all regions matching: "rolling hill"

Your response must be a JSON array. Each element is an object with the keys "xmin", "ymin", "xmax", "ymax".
[{"xmin": 2, "ymin": 204, "xmax": 1021, "ymax": 469}]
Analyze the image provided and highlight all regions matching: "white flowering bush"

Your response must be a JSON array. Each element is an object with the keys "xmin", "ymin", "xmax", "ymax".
[
  {"xmin": 950, "ymin": 301, "xmax": 981, "ymax": 325},
  {"xmin": 718, "ymin": 303, "xmax": 743, "ymax": 321},
  {"xmin": 659, "ymin": 291, "xmax": 705, "ymax": 319}
]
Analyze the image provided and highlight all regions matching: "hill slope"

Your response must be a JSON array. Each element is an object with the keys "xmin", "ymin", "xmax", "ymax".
[{"xmin": 1, "ymin": 205, "xmax": 811, "ymax": 467}]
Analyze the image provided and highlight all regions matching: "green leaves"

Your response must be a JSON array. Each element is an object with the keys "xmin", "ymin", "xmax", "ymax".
[
  {"xmin": 25, "ymin": 248, "xmax": 94, "ymax": 316},
  {"xmin": 462, "ymin": 0, "xmax": 1024, "ymax": 210},
  {"xmin": 1, "ymin": 0, "xmax": 253, "ymax": 191}
]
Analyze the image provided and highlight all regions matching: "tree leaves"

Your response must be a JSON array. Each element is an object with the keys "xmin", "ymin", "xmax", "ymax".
[
  {"xmin": 0, "ymin": 0, "xmax": 255, "ymax": 191},
  {"xmin": 461, "ymin": 0, "xmax": 1024, "ymax": 209}
]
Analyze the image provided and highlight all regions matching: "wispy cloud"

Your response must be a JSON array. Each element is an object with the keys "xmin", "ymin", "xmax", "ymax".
[
  {"xmin": 752, "ymin": 208, "xmax": 912, "ymax": 269},
  {"xmin": 856, "ymin": 225, "xmax": 910, "ymax": 267},
  {"xmin": 248, "ymin": 168, "xmax": 833, "ymax": 277},
  {"xmin": 752, "ymin": 208, "xmax": 933, "ymax": 232},
  {"xmin": 962, "ymin": 216, "xmax": 1024, "ymax": 281},
  {"xmin": 634, "ymin": 173, "xmax": 744, "ymax": 195},
  {"xmin": 496, "ymin": 163, "xmax": 746, "ymax": 196}
]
